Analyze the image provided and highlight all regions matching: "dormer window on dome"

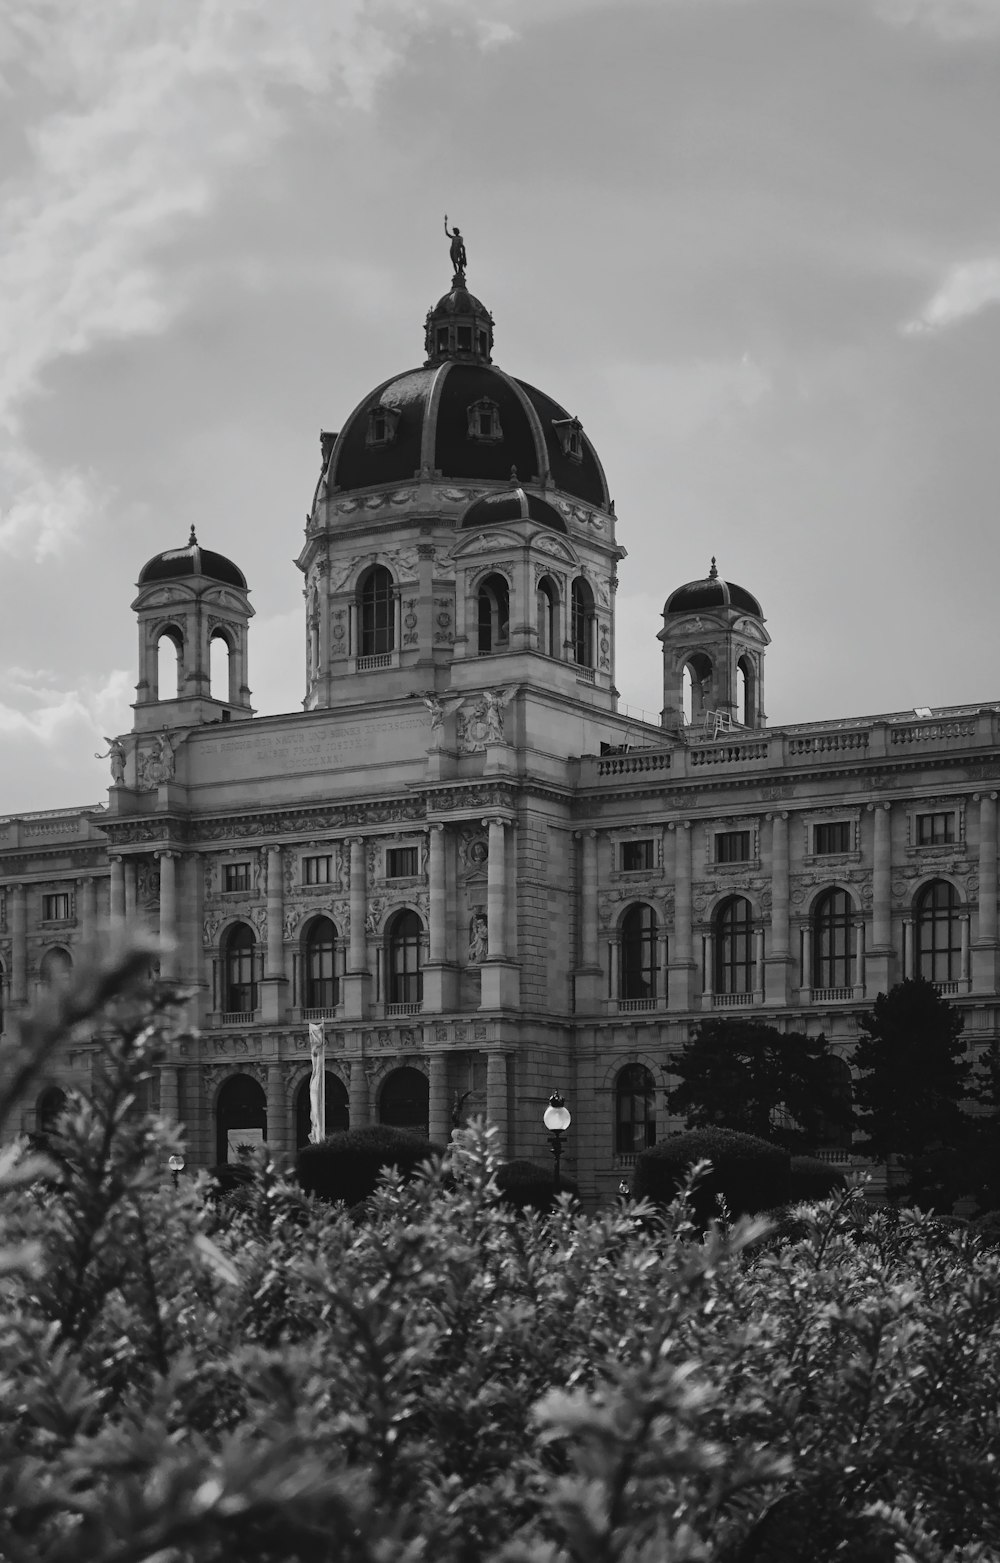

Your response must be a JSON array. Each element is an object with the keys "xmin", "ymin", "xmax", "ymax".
[
  {"xmin": 366, "ymin": 405, "xmax": 401, "ymax": 449},
  {"xmin": 552, "ymin": 417, "xmax": 584, "ymax": 464},
  {"xmin": 467, "ymin": 397, "xmax": 502, "ymax": 444}
]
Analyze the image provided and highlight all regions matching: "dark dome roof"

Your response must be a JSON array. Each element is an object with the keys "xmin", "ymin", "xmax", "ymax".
[
  {"xmin": 327, "ymin": 361, "xmax": 609, "ymax": 508},
  {"xmin": 138, "ymin": 528, "xmax": 247, "ymax": 590},
  {"xmin": 461, "ymin": 486, "xmax": 566, "ymax": 532},
  {"xmin": 664, "ymin": 559, "xmax": 762, "ymax": 618}
]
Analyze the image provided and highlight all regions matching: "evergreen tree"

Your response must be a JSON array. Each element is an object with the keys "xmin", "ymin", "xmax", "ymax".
[
  {"xmin": 666, "ymin": 1017, "xmax": 847, "ymax": 1150},
  {"xmin": 853, "ymin": 978, "xmax": 971, "ymax": 1209}
]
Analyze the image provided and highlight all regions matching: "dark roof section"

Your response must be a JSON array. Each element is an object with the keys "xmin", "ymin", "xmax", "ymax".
[
  {"xmin": 461, "ymin": 487, "xmax": 567, "ymax": 532},
  {"xmin": 138, "ymin": 529, "xmax": 247, "ymax": 589},
  {"xmin": 664, "ymin": 559, "xmax": 762, "ymax": 618},
  {"xmin": 326, "ymin": 362, "xmax": 610, "ymax": 507}
]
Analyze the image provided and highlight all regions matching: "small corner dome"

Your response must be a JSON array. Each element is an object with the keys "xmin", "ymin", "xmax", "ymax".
[
  {"xmin": 461, "ymin": 486, "xmax": 567, "ymax": 532},
  {"xmin": 664, "ymin": 558, "xmax": 762, "ymax": 618},
  {"xmin": 138, "ymin": 527, "xmax": 247, "ymax": 590}
]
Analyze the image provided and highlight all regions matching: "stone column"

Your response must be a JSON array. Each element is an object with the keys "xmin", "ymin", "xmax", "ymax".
[
  {"xmin": 344, "ymin": 838, "xmax": 369, "ymax": 1019},
  {"xmin": 765, "ymin": 812, "xmax": 791, "ymax": 1004},
  {"xmin": 259, "ymin": 848, "xmax": 287, "ymax": 1023},
  {"xmin": 156, "ymin": 851, "xmax": 177, "ymax": 978},
  {"xmin": 867, "ymin": 802, "xmax": 894, "ymax": 993},
  {"xmin": 701, "ymin": 928, "xmax": 714, "ymax": 1009},
  {"xmin": 485, "ymin": 818, "xmax": 507, "ymax": 958},
  {"xmin": 753, "ymin": 926, "xmax": 765, "ymax": 1001},
  {"xmin": 428, "ymin": 826, "xmax": 446, "ymax": 962},
  {"xmin": 668, "ymin": 822, "xmax": 695, "ymax": 1010},
  {"xmin": 428, "ymin": 1053, "xmax": 449, "ymax": 1144},
  {"xmin": 960, "ymin": 911, "xmax": 971, "ymax": 986},
  {"xmin": 854, "ymin": 919, "xmax": 866, "ymax": 996},
  {"xmin": 124, "ymin": 860, "xmax": 137, "ymax": 923},
  {"xmin": 608, "ymin": 938, "xmax": 619, "ymax": 1002},
  {"xmin": 79, "ymin": 877, "xmax": 96, "ymax": 940},
  {"xmin": 573, "ymin": 829, "xmax": 600, "ymax": 1010},
  {"xmin": 349, "ymin": 1057, "xmax": 371, "ymax": 1129},
  {"xmin": 110, "ymin": 857, "xmax": 125, "ymax": 921},
  {"xmin": 486, "ymin": 1052, "xmax": 508, "ymax": 1158},
  {"xmin": 266, "ymin": 1062, "xmax": 287, "ymax": 1156},
  {"xmin": 973, "ymin": 793, "xmax": 999, "ymax": 990},
  {"xmin": 11, "ymin": 883, "xmax": 27, "ymax": 1005},
  {"xmin": 799, "ymin": 923, "xmax": 813, "ymax": 1000},
  {"xmin": 159, "ymin": 1063, "xmax": 180, "ymax": 1127},
  {"xmin": 903, "ymin": 917, "xmax": 914, "ymax": 981},
  {"xmin": 657, "ymin": 927, "xmax": 669, "ymax": 1007}
]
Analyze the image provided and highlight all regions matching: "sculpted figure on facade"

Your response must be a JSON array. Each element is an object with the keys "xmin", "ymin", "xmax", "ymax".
[
  {"xmin": 96, "ymin": 737, "xmax": 126, "ymax": 785},
  {"xmin": 468, "ymin": 911, "xmax": 488, "ymax": 964}
]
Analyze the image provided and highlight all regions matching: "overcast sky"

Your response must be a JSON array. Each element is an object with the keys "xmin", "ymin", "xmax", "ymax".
[{"xmin": 2, "ymin": 0, "xmax": 1000, "ymax": 814}]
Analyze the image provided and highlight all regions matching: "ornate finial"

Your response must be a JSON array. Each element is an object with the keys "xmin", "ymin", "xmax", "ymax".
[
  {"xmin": 510, "ymin": 464, "xmax": 518, "ymax": 483},
  {"xmin": 189, "ymin": 524, "xmax": 198, "ymax": 547},
  {"xmin": 708, "ymin": 556, "xmax": 718, "ymax": 580},
  {"xmin": 444, "ymin": 213, "xmax": 467, "ymax": 283}
]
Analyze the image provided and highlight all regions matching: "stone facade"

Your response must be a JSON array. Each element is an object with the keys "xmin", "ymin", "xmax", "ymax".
[{"xmin": 2, "ymin": 264, "xmax": 997, "ymax": 1199}]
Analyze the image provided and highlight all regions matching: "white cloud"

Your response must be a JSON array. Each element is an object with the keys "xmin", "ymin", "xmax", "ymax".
[
  {"xmin": 903, "ymin": 257, "xmax": 1000, "ymax": 335},
  {"xmin": 0, "ymin": 666, "xmax": 132, "ymax": 744},
  {"xmin": 0, "ymin": 0, "xmax": 527, "ymax": 560},
  {"xmin": 876, "ymin": 0, "xmax": 1000, "ymax": 39}
]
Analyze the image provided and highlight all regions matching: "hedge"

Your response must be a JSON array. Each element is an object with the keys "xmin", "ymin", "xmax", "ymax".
[
  {"xmin": 493, "ymin": 1158, "xmax": 580, "ymax": 1212},
  {"xmin": 633, "ymin": 1126, "xmax": 791, "ymax": 1222},
  {"xmin": 295, "ymin": 1124, "xmax": 444, "ymax": 1206},
  {"xmin": 789, "ymin": 1154, "xmax": 848, "ymax": 1202}
]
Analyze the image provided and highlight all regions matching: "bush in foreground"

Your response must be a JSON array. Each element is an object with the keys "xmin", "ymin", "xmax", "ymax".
[
  {"xmin": 789, "ymin": 1153, "xmax": 847, "ymax": 1202},
  {"xmin": 493, "ymin": 1157, "xmax": 580, "ymax": 1211},
  {"xmin": 633, "ymin": 1125, "xmax": 791, "ymax": 1223},
  {"xmin": 2, "ymin": 948, "xmax": 1000, "ymax": 1562},
  {"xmin": 295, "ymin": 1123, "xmax": 443, "ymax": 1206}
]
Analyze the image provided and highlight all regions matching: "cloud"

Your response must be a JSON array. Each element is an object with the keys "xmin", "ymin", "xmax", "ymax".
[
  {"xmin": 875, "ymin": 0, "xmax": 1000, "ymax": 39},
  {"xmin": 0, "ymin": 0, "xmax": 525, "ymax": 560},
  {"xmin": 903, "ymin": 257, "xmax": 1000, "ymax": 335}
]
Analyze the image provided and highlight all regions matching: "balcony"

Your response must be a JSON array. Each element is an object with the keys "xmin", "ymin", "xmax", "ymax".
[
  {"xmin": 219, "ymin": 1009, "xmax": 260, "ymax": 1025},
  {"xmin": 386, "ymin": 1001, "xmax": 422, "ymax": 1017},
  {"xmin": 301, "ymin": 1006, "xmax": 339, "ymax": 1021},
  {"xmin": 712, "ymin": 992, "xmax": 756, "ymax": 1009},
  {"xmin": 617, "ymin": 998, "xmax": 658, "ymax": 1013},
  {"xmin": 811, "ymin": 987, "xmax": 854, "ymax": 1004},
  {"xmin": 356, "ymin": 653, "xmax": 393, "ymax": 671}
]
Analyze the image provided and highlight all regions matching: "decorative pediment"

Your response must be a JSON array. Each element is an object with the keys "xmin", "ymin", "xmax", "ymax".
[
  {"xmin": 734, "ymin": 616, "xmax": 768, "ymax": 642},
  {"xmin": 450, "ymin": 531, "xmax": 522, "ymax": 559},
  {"xmin": 527, "ymin": 531, "xmax": 579, "ymax": 566},
  {"xmin": 137, "ymin": 585, "xmax": 196, "ymax": 609},
  {"xmin": 202, "ymin": 588, "xmax": 246, "ymax": 611}
]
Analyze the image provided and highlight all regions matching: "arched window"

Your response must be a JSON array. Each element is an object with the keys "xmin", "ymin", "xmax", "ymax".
[
  {"xmin": 737, "ymin": 654, "xmax": 756, "ymax": 727},
  {"xmin": 222, "ymin": 923, "xmax": 257, "ymax": 1015},
  {"xmin": 715, "ymin": 896, "xmax": 753, "ymax": 995},
  {"xmin": 360, "ymin": 566, "xmax": 394, "ymax": 656},
  {"xmin": 37, "ymin": 1085, "xmax": 68, "ymax": 1137},
  {"xmin": 210, "ymin": 631, "xmax": 232, "ymax": 702},
  {"xmin": 387, "ymin": 909, "xmax": 423, "ymax": 1007},
  {"xmin": 620, "ymin": 904, "xmax": 657, "ymax": 1003},
  {"xmin": 295, "ymin": 1072, "xmax": 349, "ymax": 1146},
  {"xmin": 303, "ymin": 916, "xmax": 338, "ymax": 1012},
  {"xmin": 39, "ymin": 948, "xmax": 72, "ymax": 989},
  {"xmin": 156, "ymin": 627, "xmax": 182, "ymax": 701},
  {"xmin": 571, "ymin": 578, "xmax": 595, "ymax": 667},
  {"xmin": 916, "ymin": 879, "xmax": 961, "ymax": 984},
  {"xmin": 814, "ymin": 1055, "xmax": 854, "ymax": 1150},
  {"xmin": 682, "ymin": 652, "xmax": 713, "ymax": 727},
  {"xmin": 477, "ymin": 573, "xmax": 510, "ymax": 654},
  {"xmin": 536, "ymin": 577, "xmax": 557, "ymax": 657},
  {"xmin": 615, "ymin": 1063, "xmax": 656, "ymax": 1154},
  {"xmin": 813, "ymin": 889, "xmax": 853, "ymax": 990},
  {"xmin": 379, "ymin": 1065, "xmax": 429, "ymax": 1134},
  {"xmin": 215, "ymin": 1073, "xmax": 267, "ymax": 1165}
]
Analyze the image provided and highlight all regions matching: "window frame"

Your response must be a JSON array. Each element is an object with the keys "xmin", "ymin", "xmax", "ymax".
[
  {"xmin": 388, "ymin": 910, "xmax": 423, "ymax": 1006},
  {"xmin": 223, "ymin": 924, "xmax": 258, "ymax": 1015},
  {"xmin": 223, "ymin": 862, "xmax": 251, "ymax": 894},
  {"xmin": 385, "ymin": 845, "xmax": 419, "ymax": 880},
  {"xmin": 812, "ymin": 888, "xmax": 854, "ymax": 990},
  {"xmin": 303, "ymin": 917, "xmax": 338, "ymax": 1010},
  {"xmin": 615, "ymin": 1063, "xmax": 657, "ymax": 1155},
  {"xmin": 360, "ymin": 566, "xmax": 395, "ymax": 657},
  {"xmin": 916, "ymin": 811, "xmax": 956, "ymax": 847},
  {"xmin": 715, "ymin": 896, "xmax": 754, "ymax": 995},
  {"xmin": 715, "ymin": 830, "xmax": 751, "ymax": 865},
  {"xmin": 620, "ymin": 838, "xmax": 655, "ymax": 873},
  {"xmin": 813, "ymin": 821, "xmax": 852, "ymax": 856},
  {"xmin": 915, "ymin": 878, "xmax": 962, "ymax": 984},
  {"xmin": 619, "ymin": 904, "xmax": 658, "ymax": 1002},
  {"xmin": 41, "ymin": 892, "xmax": 71, "ymax": 923},
  {"xmin": 303, "ymin": 854, "xmax": 333, "ymax": 887}
]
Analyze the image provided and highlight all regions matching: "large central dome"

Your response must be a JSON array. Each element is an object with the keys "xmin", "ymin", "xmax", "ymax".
[{"xmin": 321, "ymin": 273, "xmax": 610, "ymax": 510}]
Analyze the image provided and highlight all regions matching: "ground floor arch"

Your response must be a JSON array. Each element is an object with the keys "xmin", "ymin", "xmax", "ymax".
[{"xmin": 215, "ymin": 1072, "xmax": 267, "ymax": 1165}]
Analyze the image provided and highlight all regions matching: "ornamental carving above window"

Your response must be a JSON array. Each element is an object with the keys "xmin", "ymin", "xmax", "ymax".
[{"xmin": 466, "ymin": 398, "xmax": 502, "ymax": 444}]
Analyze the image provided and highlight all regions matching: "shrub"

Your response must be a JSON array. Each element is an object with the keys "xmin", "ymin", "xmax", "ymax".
[
  {"xmin": 295, "ymin": 1124, "xmax": 443, "ymax": 1206},
  {"xmin": 493, "ymin": 1157, "xmax": 580, "ymax": 1212},
  {"xmin": 789, "ymin": 1154, "xmax": 847, "ymax": 1202},
  {"xmin": 633, "ymin": 1126, "xmax": 791, "ymax": 1223}
]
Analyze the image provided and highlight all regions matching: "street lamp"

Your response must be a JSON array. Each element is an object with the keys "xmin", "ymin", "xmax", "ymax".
[
  {"xmin": 167, "ymin": 1153, "xmax": 185, "ymax": 1190},
  {"xmin": 543, "ymin": 1091, "xmax": 571, "ymax": 1193}
]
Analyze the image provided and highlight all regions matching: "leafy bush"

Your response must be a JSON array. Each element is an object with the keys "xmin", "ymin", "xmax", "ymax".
[
  {"xmin": 295, "ymin": 1123, "xmax": 443, "ymax": 1207},
  {"xmin": 494, "ymin": 1157, "xmax": 580, "ymax": 1211},
  {"xmin": 789, "ymin": 1154, "xmax": 847, "ymax": 1202},
  {"xmin": 3, "ymin": 946, "xmax": 1000, "ymax": 1562},
  {"xmin": 633, "ymin": 1126, "xmax": 791, "ymax": 1223}
]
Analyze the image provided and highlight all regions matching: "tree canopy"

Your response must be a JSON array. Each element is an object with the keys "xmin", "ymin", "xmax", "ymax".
[{"xmin": 666, "ymin": 1016, "xmax": 850, "ymax": 1151}]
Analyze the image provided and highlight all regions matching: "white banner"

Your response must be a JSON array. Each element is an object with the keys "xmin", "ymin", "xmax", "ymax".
[{"xmin": 308, "ymin": 1021, "xmax": 325, "ymax": 1144}]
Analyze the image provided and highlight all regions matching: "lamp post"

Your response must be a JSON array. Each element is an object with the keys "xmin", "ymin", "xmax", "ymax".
[
  {"xmin": 167, "ymin": 1153, "xmax": 185, "ymax": 1190},
  {"xmin": 543, "ymin": 1091, "xmax": 571, "ymax": 1193}
]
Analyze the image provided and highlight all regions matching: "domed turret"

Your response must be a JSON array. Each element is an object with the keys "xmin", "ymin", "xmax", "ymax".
[
  {"xmin": 461, "ymin": 486, "xmax": 566, "ymax": 532},
  {"xmin": 659, "ymin": 558, "xmax": 769, "ymax": 736},
  {"xmin": 132, "ymin": 527, "xmax": 254, "ymax": 733}
]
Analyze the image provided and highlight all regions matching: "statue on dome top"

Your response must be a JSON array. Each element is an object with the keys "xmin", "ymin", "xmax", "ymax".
[{"xmin": 444, "ymin": 215, "xmax": 467, "ymax": 279}]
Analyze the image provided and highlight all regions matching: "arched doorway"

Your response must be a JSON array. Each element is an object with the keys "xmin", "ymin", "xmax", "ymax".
[
  {"xmin": 295, "ymin": 1072, "xmax": 350, "ymax": 1147},
  {"xmin": 378, "ymin": 1066, "xmax": 429, "ymax": 1135},
  {"xmin": 215, "ymin": 1073, "xmax": 267, "ymax": 1165},
  {"xmin": 36, "ymin": 1085, "xmax": 68, "ymax": 1136}
]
